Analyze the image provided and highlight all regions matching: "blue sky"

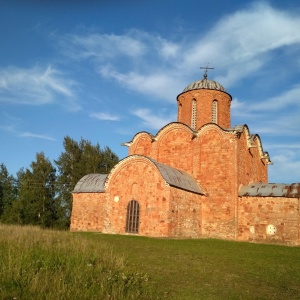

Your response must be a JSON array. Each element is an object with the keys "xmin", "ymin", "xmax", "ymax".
[{"xmin": 0, "ymin": 0, "xmax": 300, "ymax": 183}]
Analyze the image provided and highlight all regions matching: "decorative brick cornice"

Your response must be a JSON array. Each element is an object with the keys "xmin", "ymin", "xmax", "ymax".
[
  {"xmin": 122, "ymin": 122, "xmax": 197, "ymax": 149},
  {"xmin": 156, "ymin": 122, "xmax": 196, "ymax": 140},
  {"xmin": 121, "ymin": 131, "xmax": 153, "ymax": 147},
  {"xmin": 228, "ymin": 124, "xmax": 272, "ymax": 164}
]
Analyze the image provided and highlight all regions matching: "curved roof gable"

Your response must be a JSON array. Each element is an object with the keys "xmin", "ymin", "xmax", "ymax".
[
  {"xmin": 122, "ymin": 122, "xmax": 196, "ymax": 147},
  {"xmin": 121, "ymin": 131, "xmax": 155, "ymax": 147},
  {"xmin": 106, "ymin": 155, "xmax": 204, "ymax": 195},
  {"xmin": 73, "ymin": 173, "xmax": 108, "ymax": 193},
  {"xmin": 147, "ymin": 157, "xmax": 204, "ymax": 194},
  {"xmin": 155, "ymin": 122, "xmax": 196, "ymax": 139}
]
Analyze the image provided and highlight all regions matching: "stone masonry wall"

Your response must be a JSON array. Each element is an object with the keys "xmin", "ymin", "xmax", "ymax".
[
  {"xmin": 238, "ymin": 196, "xmax": 300, "ymax": 245},
  {"xmin": 156, "ymin": 124, "xmax": 194, "ymax": 173},
  {"xmin": 196, "ymin": 126, "xmax": 238, "ymax": 240},
  {"xmin": 237, "ymin": 130, "xmax": 268, "ymax": 186},
  {"xmin": 70, "ymin": 192, "xmax": 105, "ymax": 232},
  {"xmin": 177, "ymin": 89, "xmax": 231, "ymax": 129},
  {"xmin": 105, "ymin": 157, "xmax": 171, "ymax": 237},
  {"xmin": 129, "ymin": 132, "xmax": 152, "ymax": 157},
  {"xmin": 168, "ymin": 188, "xmax": 202, "ymax": 238}
]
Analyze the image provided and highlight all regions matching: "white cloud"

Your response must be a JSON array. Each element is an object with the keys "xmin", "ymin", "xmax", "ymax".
[
  {"xmin": 231, "ymin": 97, "xmax": 250, "ymax": 118},
  {"xmin": 183, "ymin": 3, "xmax": 300, "ymax": 86},
  {"xmin": 0, "ymin": 124, "xmax": 16, "ymax": 133},
  {"xmin": 89, "ymin": 112, "xmax": 120, "ymax": 121},
  {"xmin": 19, "ymin": 132, "xmax": 56, "ymax": 141},
  {"xmin": 131, "ymin": 108, "xmax": 175, "ymax": 130},
  {"xmin": 63, "ymin": 32, "xmax": 146, "ymax": 61},
  {"xmin": 251, "ymin": 85, "xmax": 300, "ymax": 111},
  {"xmin": 99, "ymin": 65, "xmax": 183, "ymax": 102},
  {"xmin": 62, "ymin": 3, "xmax": 300, "ymax": 105},
  {"xmin": 0, "ymin": 123, "xmax": 55, "ymax": 141},
  {"xmin": 268, "ymin": 150, "xmax": 300, "ymax": 183},
  {"xmin": 0, "ymin": 65, "xmax": 80, "ymax": 111}
]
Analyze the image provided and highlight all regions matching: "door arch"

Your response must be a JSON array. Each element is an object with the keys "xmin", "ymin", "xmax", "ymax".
[{"xmin": 125, "ymin": 200, "xmax": 140, "ymax": 234}]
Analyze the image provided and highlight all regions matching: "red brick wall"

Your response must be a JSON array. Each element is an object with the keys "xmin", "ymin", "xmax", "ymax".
[
  {"xmin": 105, "ymin": 157, "xmax": 173, "ymax": 237},
  {"xmin": 156, "ymin": 124, "xmax": 194, "ymax": 172},
  {"xmin": 237, "ymin": 129, "xmax": 268, "ymax": 185},
  {"xmin": 195, "ymin": 126, "xmax": 238, "ymax": 239},
  {"xmin": 77, "ymin": 156, "xmax": 202, "ymax": 238},
  {"xmin": 168, "ymin": 188, "xmax": 202, "ymax": 238},
  {"xmin": 238, "ymin": 196, "xmax": 300, "ymax": 245},
  {"xmin": 70, "ymin": 193, "xmax": 105, "ymax": 232},
  {"xmin": 177, "ymin": 89, "xmax": 232, "ymax": 129},
  {"xmin": 129, "ymin": 132, "xmax": 152, "ymax": 157}
]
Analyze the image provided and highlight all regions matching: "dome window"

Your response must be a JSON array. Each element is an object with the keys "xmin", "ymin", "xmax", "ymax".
[
  {"xmin": 212, "ymin": 100, "xmax": 218, "ymax": 123},
  {"xmin": 191, "ymin": 99, "xmax": 197, "ymax": 129}
]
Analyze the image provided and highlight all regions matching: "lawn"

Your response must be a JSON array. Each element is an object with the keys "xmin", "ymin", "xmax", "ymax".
[
  {"xmin": 82, "ymin": 233, "xmax": 300, "ymax": 300},
  {"xmin": 1, "ymin": 224, "xmax": 299, "ymax": 299}
]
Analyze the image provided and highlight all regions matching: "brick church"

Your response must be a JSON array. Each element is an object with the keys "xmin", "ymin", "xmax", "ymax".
[{"xmin": 71, "ymin": 71, "xmax": 300, "ymax": 246}]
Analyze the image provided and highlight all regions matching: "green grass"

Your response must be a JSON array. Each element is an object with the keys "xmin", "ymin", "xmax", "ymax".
[
  {"xmin": 1, "ymin": 225, "xmax": 300, "ymax": 299},
  {"xmin": 0, "ymin": 225, "xmax": 152, "ymax": 300},
  {"xmin": 81, "ymin": 233, "xmax": 300, "ymax": 300}
]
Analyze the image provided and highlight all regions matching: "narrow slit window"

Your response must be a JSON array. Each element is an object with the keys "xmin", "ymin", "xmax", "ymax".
[
  {"xmin": 191, "ymin": 99, "xmax": 197, "ymax": 129},
  {"xmin": 125, "ymin": 200, "xmax": 140, "ymax": 234},
  {"xmin": 212, "ymin": 100, "xmax": 218, "ymax": 123}
]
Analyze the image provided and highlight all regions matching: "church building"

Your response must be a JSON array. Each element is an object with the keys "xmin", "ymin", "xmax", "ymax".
[{"xmin": 71, "ymin": 71, "xmax": 300, "ymax": 246}]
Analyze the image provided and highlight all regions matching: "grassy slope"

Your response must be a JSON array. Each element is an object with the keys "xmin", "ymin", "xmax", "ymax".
[
  {"xmin": 1, "ymin": 224, "xmax": 299, "ymax": 299},
  {"xmin": 82, "ymin": 233, "xmax": 300, "ymax": 300},
  {"xmin": 0, "ymin": 225, "xmax": 152, "ymax": 300}
]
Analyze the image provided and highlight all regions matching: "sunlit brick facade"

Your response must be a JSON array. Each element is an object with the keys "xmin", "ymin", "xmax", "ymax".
[{"xmin": 71, "ymin": 74, "xmax": 300, "ymax": 246}]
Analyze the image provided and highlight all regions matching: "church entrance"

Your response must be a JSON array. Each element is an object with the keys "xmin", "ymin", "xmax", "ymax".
[{"xmin": 125, "ymin": 200, "xmax": 140, "ymax": 234}]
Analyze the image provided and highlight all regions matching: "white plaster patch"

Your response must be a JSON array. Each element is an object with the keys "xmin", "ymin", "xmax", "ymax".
[{"xmin": 266, "ymin": 224, "xmax": 277, "ymax": 235}]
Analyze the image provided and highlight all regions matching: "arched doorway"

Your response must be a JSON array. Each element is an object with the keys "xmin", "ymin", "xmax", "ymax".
[{"xmin": 125, "ymin": 200, "xmax": 140, "ymax": 234}]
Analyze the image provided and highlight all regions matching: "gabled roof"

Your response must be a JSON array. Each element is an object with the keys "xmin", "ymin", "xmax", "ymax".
[
  {"xmin": 239, "ymin": 183, "xmax": 300, "ymax": 198},
  {"xmin": 146, "ymin": 157, "xmax": 204, "ymax": 195},
  {"xmin": 73, "ymin": 174, "xmax": 107, "ymax": 193},
  {"xmin": 73, "ymin": 155, "xmax": 204, "ymax": 195}
]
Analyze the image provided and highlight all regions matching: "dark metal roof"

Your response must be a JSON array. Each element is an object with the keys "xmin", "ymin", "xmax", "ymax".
[
  {"xmin": 183, "ymin": 78, "xmax": 226, "ymax": 93},
  {"xmin": 146, "ymin": 157, "xmax": 204, "ymax": 195},
  {"xmin": 239, "ymin": 183, "xmax": 300, "ymax": 198},
  {"xmin": 73, "ymin": 174, "xmax": 108, "ymax": 193},
  {"xmin": 72, "ymin": 156, "xmax": 204, "ymax": 195}
]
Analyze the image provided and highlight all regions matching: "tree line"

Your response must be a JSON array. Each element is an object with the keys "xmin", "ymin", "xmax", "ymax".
[{"xmin": 0, "ymin": 136, "xmax": 119, "ymax": 229}]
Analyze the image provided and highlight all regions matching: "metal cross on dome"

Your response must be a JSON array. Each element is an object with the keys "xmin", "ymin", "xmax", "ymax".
[{"xmin": 200, "ymin": 64, "xmax": 214, "ymax": 79}]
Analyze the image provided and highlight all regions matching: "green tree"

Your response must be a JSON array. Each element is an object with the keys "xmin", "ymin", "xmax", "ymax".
[
  {"xmin": 15, "ymin": 152, "xmax": 57, "ymax": 227},
  {"xmin": 55, "ymin": 136, "xmax": 119, "ymax": 228},
  {"xmin": 0, "ymin": 163, "xmax": 17, "ymax": 222}
]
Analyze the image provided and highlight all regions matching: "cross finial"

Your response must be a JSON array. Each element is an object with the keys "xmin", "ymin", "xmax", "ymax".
[{"xmin": 200, "ymin": 64, "xmax": 214, "ymax": 79}]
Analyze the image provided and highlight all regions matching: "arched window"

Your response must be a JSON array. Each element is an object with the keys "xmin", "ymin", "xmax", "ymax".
[
  {"xmin": 125, "ymin": 200, "xmax": 140, "ymax": 234},
  {"xmin": 191, "ymin": 99, "xmax": 197, "ymax": 129},
  {"xmin": 212, "ymin": 100, "xmax": 218, "ymax": 123}
]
